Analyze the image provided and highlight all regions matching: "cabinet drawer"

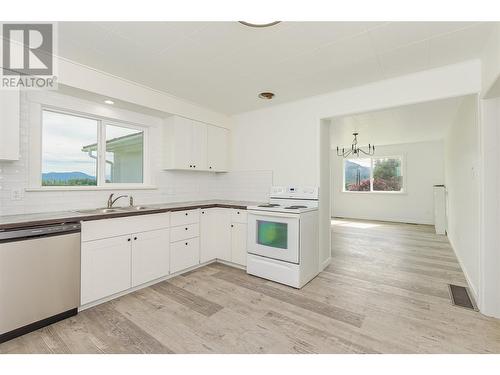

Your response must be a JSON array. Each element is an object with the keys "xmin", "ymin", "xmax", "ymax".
[
  {"xmin": 82, "ymin": 213, "xmax": 170, "ymax": 242},
  {"xmin": 170, "ymin": 223, "xmax": 199, "ymax": 242},
  {"xmin": 170, "ymin": 238, "xmax": 200, "ymax": 274},
  {"xmin": 230, "ymin": 209, "xmax": 247, "ymax": 224},
  {"xmin": 171, "ymin": 209, "xmax": 200, "ymax": 226}
]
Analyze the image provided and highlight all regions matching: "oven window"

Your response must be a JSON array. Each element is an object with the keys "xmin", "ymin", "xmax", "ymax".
[{"xmin": 257, "ymin": 220, "xmax": 288, "ymax": 249}]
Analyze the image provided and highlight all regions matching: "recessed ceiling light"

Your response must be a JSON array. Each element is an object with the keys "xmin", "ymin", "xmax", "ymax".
[
  {"xmin": 258, "ymin": 92, "xmax": 275, "ymax": 100},
  {"xmin": 104, "ymin": 99, "xmax": 114, "ymax": 105},
  {"xmin": 238, "ymin": 21, "xmax": 281, "ymax": 28}
]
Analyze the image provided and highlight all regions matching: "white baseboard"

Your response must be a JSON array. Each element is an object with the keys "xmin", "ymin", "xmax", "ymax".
[
  {"xmin": 321, "ymin": 256, "xmax": 331, "ymax": 271},
  {"xmin": 216, "ymin": 259, "xmax": 246, "ymax": 270},
  {"xmin": 331, "ymin": 215, "xmax": 434, "ymax": 226},
  {"xmin": 447, "ymin": 236, "xmax": 479, "ymax": 305}
]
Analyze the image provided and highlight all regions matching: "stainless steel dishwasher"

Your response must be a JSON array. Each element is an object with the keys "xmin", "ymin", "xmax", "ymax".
[{"xmin": 0, "ymin": 222, "xmax": 81, "ymax": 343}]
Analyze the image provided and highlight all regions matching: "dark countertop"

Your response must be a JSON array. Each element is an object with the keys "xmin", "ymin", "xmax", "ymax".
[{"xmin": 0, "ymin": 200, "xmax": 260, "ymax": 231}]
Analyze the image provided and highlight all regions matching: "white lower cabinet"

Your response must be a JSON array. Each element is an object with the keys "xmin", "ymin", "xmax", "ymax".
[
  {"xmin": 170, "ymin": 209, "xmax": 201, "ymax": 273},
  {"xmin": 200, "ymin": 208, "xmax": 231, "ymax": 263},
  {"xmin": 80, "ymin": 208, "xmax": 247, "ymax": 307},
  {"xmin": 231, "ymin": 223, "xmax": 247, "ymax": 266},
  {"xmin": 170, "ymin": 237, "xmax": 200, "ymax": 273},
  {"xmin": 200, "ymin": 208, "xmax": 247, "ymax": 266},
  {"xmin": 81, "ymin": 235, "xmax": 132, "ymax": 305},
  {"xmin": 81, "ymin": 213, "xmax": 170, "ymax": 306},
  {"xmin": 131, "ymin": 229, "xmax": 170, "ymax": 287}
]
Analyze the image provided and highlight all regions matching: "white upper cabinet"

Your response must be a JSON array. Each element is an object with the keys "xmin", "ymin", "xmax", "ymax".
[
  {"xmin": 191, "ymin": 121, "xmax": 208, "ymax": 170},
  {"xmin": 207, "ymin": 125, "xmax": 229, "ymax": 172},
  {"xmin": 0, "ymin": 89, "xmax": 20, "ymax": 160},
  {"xmin": 163, "ymin": 115, "xmax": 228, "ymax": 172}
]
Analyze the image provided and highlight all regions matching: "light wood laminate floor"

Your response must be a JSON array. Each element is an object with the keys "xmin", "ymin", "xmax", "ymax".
[{"xmin": 1, "ymin": 218, "xmax": 500, "ymax": 354}]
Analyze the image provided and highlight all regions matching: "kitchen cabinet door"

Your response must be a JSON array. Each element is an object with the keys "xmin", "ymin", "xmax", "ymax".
[
  {"xmin": 172, "ymin": 116, "xmax": 193, "ymax": 169},
  {"xmin": 231, "ymin": 223, "xmax": 247, "ymax": 266},
  {"xmin": 0, "ymin": 89, "xmax": 20, "ymax": 160},
  {"xmin": 170, "ymin": 237, "xmax": 200, "ymax": 274},
  {"xmin": 200, "ymin": 208, "xmax": 230, "ymax": 263},
  {"xmin": 131, "ymin": 229, "xmax": 170, "ymax": 287},
  {"xmin": 81, "ymin": 235, "xmax": 131, "ymax": 305},
  {"xmin": 207, "ymin": 126, "xmax": 228, "ymax": 172},
  {"xmin": 191, "ymin": 121, "xmax": 207, "ymax": 170},
  {"xmin": 200, "ymin": 209, "xmax": 217, "ymax": 263},
  {"xmin": 164, "ymin": 116, "xmax": 228, "ymax": 172}
]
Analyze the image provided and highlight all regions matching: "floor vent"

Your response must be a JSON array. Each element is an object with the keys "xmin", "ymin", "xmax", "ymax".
[{"xmin": 448, "ymin": 284, "xmax": 476, "ymax": 310}]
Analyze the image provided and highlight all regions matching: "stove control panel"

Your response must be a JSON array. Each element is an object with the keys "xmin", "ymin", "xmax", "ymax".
[{"xmin": 270, "ymin": 186, "xmax": 319, "ymax": 199}]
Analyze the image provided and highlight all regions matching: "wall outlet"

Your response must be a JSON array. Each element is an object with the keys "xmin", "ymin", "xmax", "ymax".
[{"xmin": 11, "ymin": 189, "xmax": 24, "ymax": 201}]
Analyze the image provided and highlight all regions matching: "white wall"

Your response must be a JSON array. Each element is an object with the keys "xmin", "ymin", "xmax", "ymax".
[
  {"xmin": 331, "ymin": 141, "xmax": 445, "ymax": 225},
  {"xmin": 481, "ymin": 24, "xmax": 500, "ymax": 98},
  {"xmin": 444, "ymin": 95, "xmax": 480, "ymax": 299},
  {"xmin": 231, "ymin": 61, "xmax": 481, "ymax": 267}
]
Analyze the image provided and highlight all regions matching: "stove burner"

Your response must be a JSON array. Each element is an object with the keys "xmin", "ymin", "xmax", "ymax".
[
  {"xmin": 285, "ymin": 205, "xmax": 307, "ymax": 209},
  {"xmin": 258, "ymin": 203, "xmax": 280, "ymax": 208}
]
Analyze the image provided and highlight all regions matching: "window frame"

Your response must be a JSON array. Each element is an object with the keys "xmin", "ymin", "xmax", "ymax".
[
  {"xmin": 27, "ymin": 92, "xmax": 155, "ymax": 191},
  {"xmin": 342, "ymin": 154, "xmax": 406, "ymax": 194},
  {"xmin": 100, "ymin": 119, "xmax": 148, "ymax": 188}
]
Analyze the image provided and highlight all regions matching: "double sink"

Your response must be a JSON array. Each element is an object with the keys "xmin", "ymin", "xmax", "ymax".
[{"xmin": 75, "ymin": 193, "xmax": 150, "ymax": 215}]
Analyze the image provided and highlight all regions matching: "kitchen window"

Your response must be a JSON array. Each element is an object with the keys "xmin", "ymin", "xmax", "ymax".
[
  {"xmin": 343, "ymin": 156, "xmax": 404, "ymax": 193},
  {"xmin": 40, "ymin": 109, "xmax": 148, "ymax": 188}
]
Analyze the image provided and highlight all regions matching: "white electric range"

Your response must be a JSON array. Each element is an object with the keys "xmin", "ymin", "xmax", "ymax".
[{"xmin": 246, "ymin": 186, "xmax": 320, "ymax": 288}]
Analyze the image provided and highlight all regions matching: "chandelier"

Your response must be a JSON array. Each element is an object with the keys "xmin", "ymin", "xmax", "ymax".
[{"xmin": 336, "ymin": 132, "xmax": 375, "ymax": 158}]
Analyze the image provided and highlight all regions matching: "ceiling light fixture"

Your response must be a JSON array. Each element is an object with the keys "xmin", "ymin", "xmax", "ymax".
[
  {"xmin": 104, "ymin": 99, "xmax": 114, "ymax": 105},
  {"xmin": 238, "ymin": 21, "xmax": 281, "ymax": 28},
  {"xmin": 258, "ymin": 92, "xmax": 275, "ymax": 100},
  {"xmin": 336, "ymin": 132, "xmax": 375, "ymax": 158}
]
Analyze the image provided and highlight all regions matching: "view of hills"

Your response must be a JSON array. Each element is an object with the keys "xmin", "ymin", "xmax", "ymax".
[{"xmin": 42, "ymin": 172, "xmax": 96, "ymax": 186}]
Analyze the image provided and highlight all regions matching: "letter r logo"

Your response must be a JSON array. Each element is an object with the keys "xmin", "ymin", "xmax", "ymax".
[{"xmin": 2, "ymin": 24, "xmax": 53, "ymax": 75}]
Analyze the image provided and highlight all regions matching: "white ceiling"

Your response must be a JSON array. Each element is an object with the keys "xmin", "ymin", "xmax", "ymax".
[
  {"xmin": 58, "ymin": 22, "xmax": 495, "ymax": 115},
  {"xmin": 330, "ymin": 96, "xmax": 469, "ymax": 147}
]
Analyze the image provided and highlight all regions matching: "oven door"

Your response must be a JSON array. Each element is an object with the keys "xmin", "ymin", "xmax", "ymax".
[{"xmin": 247, "ymin": 210, "xmax": 299, "ymax": 264}]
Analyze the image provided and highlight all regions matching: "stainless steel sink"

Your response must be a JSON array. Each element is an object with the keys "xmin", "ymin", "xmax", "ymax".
[
  {"xmin": 122, "ymin": 206, "xmax": 150, "ymax": 211},
  {"xmin": 75, "ymin": 208, "xmax": 127, "ymax": 214}
]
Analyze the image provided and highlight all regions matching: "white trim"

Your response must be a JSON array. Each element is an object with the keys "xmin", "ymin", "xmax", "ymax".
[
  {"xmin": 102, "ymin": 119, "xmax": 151, "ymax": 188},
  {"xmin": 448, "ymin": 236, "xmax": 479, "ymax": 304},
  {"xmin": 321, "ymin": 256, "xmax": 331, "ymax": 271},
  {"xmin": 341, "ymin": 191, "xmax": 407, "ymax": 195}
]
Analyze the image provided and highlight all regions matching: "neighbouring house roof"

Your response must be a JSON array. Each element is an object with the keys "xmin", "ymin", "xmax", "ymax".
[{"xmin": 81, "ymin": 132, "xmax": 143, "ymax": 153}]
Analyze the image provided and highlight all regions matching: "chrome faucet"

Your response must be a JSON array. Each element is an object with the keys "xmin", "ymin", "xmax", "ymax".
[{"xmin": 107, "ymin": 193, "xmax": 128, "ymax": 209}]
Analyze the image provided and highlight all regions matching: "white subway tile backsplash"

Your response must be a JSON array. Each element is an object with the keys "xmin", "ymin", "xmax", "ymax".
[{"xmin": 0, "ymin": 93, "xmax": 271, "ymax": 215}]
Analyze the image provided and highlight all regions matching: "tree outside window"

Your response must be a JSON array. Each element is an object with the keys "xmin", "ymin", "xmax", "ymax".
[{"xmin": 343, "ymin": 156, "xmax": 403, "ymax": 192}]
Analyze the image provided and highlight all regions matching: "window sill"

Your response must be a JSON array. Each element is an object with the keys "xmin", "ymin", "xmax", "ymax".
[
  {"xmin": 341, "ymin": 190, "xmax": 407, "ymax": 195},
  {"xmin": 25, "ymin": 185, "xmax": 158, "ymax": 192}
]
